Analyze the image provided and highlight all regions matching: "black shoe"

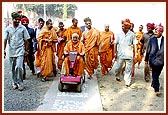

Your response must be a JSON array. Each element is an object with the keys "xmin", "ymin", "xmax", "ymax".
[
  {"xmin": 18, "ymin": 85, "xmax": 24, "ymax": 91},
  {"xmin": 32, "ymin": 71, "xmax": 36, "ymax": 75},
  {"xmin": 37, "ymin": 73, "xmax": 41, "ymax": 78},
  {"xmin": 125, "ymin": 84, "xmax": 131, "ymax": 87},
  {"xmin": 12, "ymin": 83, "xmax": 18, "ymax": 90},
  {"xmin": 116, "ymin": 78, "xmax": 121, "ymax": 82},
  {"xmin": 53, "ymin": 70, "xmax": 57, "ymax": 77},
  {"xmin": 17, "ymin": 83, "xmax": 24, "ymax": 91},
  {"xmin": 144, "ymin": 78, "xmax": 150, "ymax": 82},
  {"xmin": 155, "ymin": 92, "xmax": 161, "ymax": 97},
  {"xmin": 23, "ymin": 74, "xmax": 26, "ymax": 80},
  {"xmin": 87, "ymin": 76, "xmax": 92, "ymax": 80}
]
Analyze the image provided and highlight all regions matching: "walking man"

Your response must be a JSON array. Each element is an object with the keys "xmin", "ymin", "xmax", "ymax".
[
  {"xmin": 114, "ymin": 19, "xmax": 138, "ymax": 87},
  {"xmin": 36, "ymin": 19, "xmax": 57, "ymax": 82},
  {"xmin": 4, "ymin": 12, "xmax": 30, "ymax": 91},
  {"xmin": 64, "ymin": 33, "xmax": 85, "ymax": 76},
  {"xmin": 134, "ymin": 25, "xmax": 144, "ymax": 69},
  {"xmin": 82, "ymin": 17, "xmax": 100, "ymax": 79},
  {"xmin": 140, "ymin": 23, "xmax": 155, "ymax": 82},
  {"xmin": 145, "ymin": 23, "xmax": 164, "ymax": 96},
  {"xmin": 21, "ymin": 16, "xmax": 36, "ymax": 78},
  {"xmin": 66, "ymin": 18, "xmax": 82, "ymax": 42},
  {"xmin": 56, "ymin": 22, "xmax": 67, "ymax": 72},
  {"xmin": 34, "ymin": 18, "xmax": 45, "ymax": 77},
  {"xmin": 99, "ymin": 24, "xmax": 115, "ymax": 75}
]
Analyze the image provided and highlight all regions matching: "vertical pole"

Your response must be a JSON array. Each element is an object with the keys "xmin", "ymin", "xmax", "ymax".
[
  {"xmin": 44, "ymin": 4, "xmax": 46, "ymax": 21},
  {"xmin": 63, "ymin": 4, "xmax": 67, "ymax": 21}
]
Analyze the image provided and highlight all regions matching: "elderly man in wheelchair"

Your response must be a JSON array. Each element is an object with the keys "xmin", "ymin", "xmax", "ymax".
[{"xmin": 63, "ymin": 33, "xmax": 85, "ymax": 77}]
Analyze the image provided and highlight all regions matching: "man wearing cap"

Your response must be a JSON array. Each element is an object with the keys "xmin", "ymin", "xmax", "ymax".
[
  {"xmin": 63, "ymin": 33, "xmax": 85, "ymax": 76},
  {"xmin": 21, "ymin": 17, "xmax": 36, "ymax": 78},
  {"xmin": 140, "ymin": 23, "xmax": 155, "ymax": 82},
  {"xmin": 4, "ymin": 12, "xmax": 30, "ymax": 91},
  {"xmin": 145, "ymin": 23, "xmax": 164, "ymax": 96},
  {"xmin": 114, "ymin": 18, "xmax": 138, "ymax": 87}
]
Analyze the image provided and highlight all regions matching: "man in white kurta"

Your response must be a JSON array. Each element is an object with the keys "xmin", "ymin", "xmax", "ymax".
[{"xmin": 114, "ymin": 19, "xmax": 138, "ymax": 87}]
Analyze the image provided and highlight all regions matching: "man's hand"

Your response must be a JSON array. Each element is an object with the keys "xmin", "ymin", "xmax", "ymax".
[
  {"xmin": 24, "ymin": 51, "xmax": 29, "ymax": 56},
  {"xmin": 42, "ymin": 39, "xmax": 49, "ymax": 42},
  {"xmin": 33, "ymin": 50, "xmax": 36, "ymax": 54},
  {"xmin": 49, "ymin": 39, "xmax": 52, "ymax": 42},
  {"xmin": 58, "ymin": 37, "xmax": 63, "ymax": 43},
  {"xmin": 4, "ymin": 50, "xmax": 6, "ymax": 59},
  {"xmin": 134, "ymin": 53, "xmax": 138, "ymax": 59},
  {"xmin": 64, "ymin": 54, "xmax": 69, "ymax": 57},
  {"xmin": 145, "ymin": 61, "xmax": 148, "ymax": 65},
  {"xmin": 79, "ymin": 53, "xmax": 85, "ymax": 56},
  {"xmin": 98, "ymin": 51, "xmax": 101, "ymax": 56},
  {"xmin": 114, "ymin": 52, "xmax": 118, "ymax": 61}
]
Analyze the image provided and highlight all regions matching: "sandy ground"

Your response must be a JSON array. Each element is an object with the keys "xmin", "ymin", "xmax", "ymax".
[{"xmin": 96, "ymin": 60, "xmax": 165, "ymax": 112}]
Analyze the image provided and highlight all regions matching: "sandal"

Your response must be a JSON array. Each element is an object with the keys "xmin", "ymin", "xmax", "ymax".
[
  {"xmin": 41, "ymin": 77, "xmax": 46, "ymax": 82},
  {"xmin": 87, "ymin": 76, "xmax": 92, "ymax": 80},
  {"xmin": 116, "ymin": 78, "xmax": 121, "ymax": 82}
]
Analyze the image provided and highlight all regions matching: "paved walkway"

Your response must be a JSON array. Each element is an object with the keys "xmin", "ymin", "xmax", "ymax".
[
  {"xmin": 4, "ymin": 45, "xmax": 103, "ymax": 112},
  {"xmin": 36, "ymin": 74, "xmax": 103, "ymax": 112}
]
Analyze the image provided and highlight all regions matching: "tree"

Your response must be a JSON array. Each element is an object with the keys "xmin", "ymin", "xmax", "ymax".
[
  {"xmin": 62, "ymin": 4, "xmax": 67, "ymax": 21},
  {"xmin": 15, "ymin": 3, "xmax": 78, "ymax": 19},
  {"xmin": 16, "ymin": 4, "xmax": 44, "ymax": 17},
  {"xmin": 67, "ymin": 4, "xmax": 78, "ymax": 18},
  {"xmin": 45, "ymin": 4, "xmax": 64, "ymax": 19}
]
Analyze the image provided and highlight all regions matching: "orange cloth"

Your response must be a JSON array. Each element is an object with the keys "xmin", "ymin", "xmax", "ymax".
[
  {"xmin": 134, "ymin": 31, "xmax": 144, "ymax": 64},
  {"xmin": 53, "ymin": 26, "xmax": 58, "ymax": 33},
  {"xmin": 57, "ymin": 28, "xmax": 67, "ymax": 71},
  {"xmin": 66, "ymin": 25, "xmax": 82, "ymax": 42},
  {"xmin": 36, "ymin": 26, "xmax": 57, "ymax": 77},
  {"xmin": 64, "ymin": 40, "xmax": 85, "ymax": 76},
  {"xmin": 99, "ymin": 31, "xmax": 115, "ymax": 75},
  {"xmin": 83, "ymin": 28, "xmax": 100, "ymax": 77}
]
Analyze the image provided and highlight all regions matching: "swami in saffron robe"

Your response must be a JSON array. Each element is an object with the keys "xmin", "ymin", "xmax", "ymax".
[
  {"xmin": 83, "ymin": 28, "xmax": 100, "ymax": 78},
  {"xmin": 57, "ymin": 28, "xmax": 67, "ymax": 71},
  {"xmin": 36, "ymin": 26, "xmax": 57, "ymax": 78},
  {"xmin": 66, "ymin": 25, "xmax": 82, "ymax": 42},
  {"xmin": 64, "ymin": 40, "xmax": 85, "ymax": 76},
  {"xmin": 99, "ymin": 31, "xmax": 115, "ymax": 75},
  {"xmin": 134, "ymin": 31, "xmax": 144, "ymax": 66}
]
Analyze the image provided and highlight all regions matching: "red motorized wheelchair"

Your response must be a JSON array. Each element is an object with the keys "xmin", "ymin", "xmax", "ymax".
[{"xmin": 58, "ymin": 51, "xmax": 85, "ymax": 92}]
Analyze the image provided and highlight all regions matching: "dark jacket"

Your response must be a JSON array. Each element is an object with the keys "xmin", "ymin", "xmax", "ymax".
[
  {"xmin": 26, "ymin": 27, "xmax": 36, "ymax": 53},
  {"xmin": 80, "ymin": 26, "xmax": 86, "ymax": 33},
  {"xmin": 145, "ymin": 36, "xmax": 164, "ymax": 67}
]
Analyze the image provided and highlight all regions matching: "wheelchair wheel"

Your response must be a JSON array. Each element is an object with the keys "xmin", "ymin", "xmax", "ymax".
[
  {"xmin": 77, "ymin": 84, "xmax": 82, "ymax": 92},
  {"xmin": 58, "ymin": 83, "xmax": 64, "ymax": 92},
  {"xmin": 82, "ymin": 71, "xmax": 85, "ymax": 83}
]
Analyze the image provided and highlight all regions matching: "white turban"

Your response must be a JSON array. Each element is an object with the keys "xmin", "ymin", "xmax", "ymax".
[{"xmin": 72, "ymin": 33, "xmax": 79, "ymax": 39}]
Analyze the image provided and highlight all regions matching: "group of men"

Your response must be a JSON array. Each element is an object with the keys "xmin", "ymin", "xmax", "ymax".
[
  {"xmin": 4, "ymin": 11, "xmax": 164, "ymax": 97},
  {"xmin": 113, "ymin": 19, "xmax": 164, "ymax": 96}
]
